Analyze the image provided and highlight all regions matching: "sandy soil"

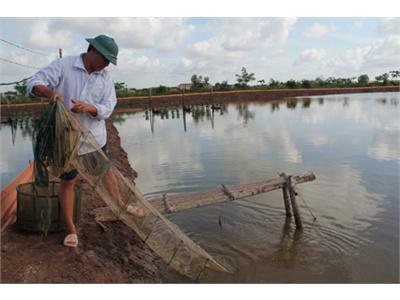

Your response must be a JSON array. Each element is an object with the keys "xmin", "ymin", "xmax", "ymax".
[{"xmin": 0, "ymin": 120, "xmax": 163, "ymax": 283}]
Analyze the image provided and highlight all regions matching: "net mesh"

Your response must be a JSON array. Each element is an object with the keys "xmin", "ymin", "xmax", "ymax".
[{"xmin": 32, "ymin": 101, "xmax": 228, "ymax": 280}]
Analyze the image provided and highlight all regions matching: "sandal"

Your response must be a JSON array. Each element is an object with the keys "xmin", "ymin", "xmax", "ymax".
[{"xmin": 63, "ymin": 233, "xmax": 78, "ymax": 248}]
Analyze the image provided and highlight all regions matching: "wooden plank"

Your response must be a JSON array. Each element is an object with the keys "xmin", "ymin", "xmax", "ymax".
[
  {"xmin": 93, "ymin": 172, "xmax": 315, "ymax": 221},
  {"xmin": 149, "ymin": 172, "xmax": 315, "ymax": 215}
]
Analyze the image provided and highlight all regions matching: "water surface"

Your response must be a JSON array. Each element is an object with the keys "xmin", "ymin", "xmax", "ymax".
[{"xmin": 114, "ymin": 92, "xmax": 399, "ymax": 283}]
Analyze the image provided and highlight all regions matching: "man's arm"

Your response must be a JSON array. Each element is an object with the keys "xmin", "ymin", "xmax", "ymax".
[
  {"xmin": 32, "ymin": 85, "xmax": 64, "ymax": 103},
  {"xmin": 27, "ymin": 58, "xmax": 63, "ymax": 104}
]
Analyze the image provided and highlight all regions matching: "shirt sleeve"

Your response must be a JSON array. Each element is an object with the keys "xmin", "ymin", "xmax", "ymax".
[
  {"xmin": 90, "ymin": 74, "xmax": 117, "ymax": 121},
  {"xmin": 27, "ymin": 59, "xmax": 63, "ymax": 95}
]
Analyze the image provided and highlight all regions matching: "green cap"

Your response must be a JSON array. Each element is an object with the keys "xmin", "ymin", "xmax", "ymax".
[{"xmin": 86, "ymin": 34, "xmax": 118, "ymax": 65}]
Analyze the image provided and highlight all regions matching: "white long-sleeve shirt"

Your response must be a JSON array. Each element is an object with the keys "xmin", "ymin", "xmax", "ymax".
[{"xmin": 27, "ymin": 54, "xmax": 117, "ymax": 152}]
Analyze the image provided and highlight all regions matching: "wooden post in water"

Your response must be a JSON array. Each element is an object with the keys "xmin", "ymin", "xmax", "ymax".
[
  {"xmin": 287, "ymin": 176, "xmax": 302, "ymax": 229},
  {"xmin": 282, "ymin": 185, "xmax": 292, "ymax": 218},
  {"xmin": 149, "ymin": 88, "xmax": 152, "ymax": 109},
  {"xmin": 280, "ymin": 173, "xmax": 292, "ymax": 217}
]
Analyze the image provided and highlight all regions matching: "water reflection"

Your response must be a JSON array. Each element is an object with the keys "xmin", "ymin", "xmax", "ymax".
[
  {"xmin": 1, "ymin": 116, "xmax": 38, "ymax": 144},
  {"xmin": 368, "ymin": 131, "xmax": 400, "ymax": 160},
  {"xmin": 236, "ymin": 104, "xmax": 255, "ymax": 126},
  {"xmin": 271, "ymin": 102, "xmax": 280, "ymax": 112}
]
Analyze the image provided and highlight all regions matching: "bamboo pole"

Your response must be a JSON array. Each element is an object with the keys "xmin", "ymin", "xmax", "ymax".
[
  {"xmin": 287, "ymin": 176, "xmax": 303, "ymax": 229},
  {"xmin": 282, "ymin": 185, "xmax": 292, "ymax": 217},
  {"xmin": 279, "ymin": 173, "xmax": 292, "ymax": 217},
  {"xmin": 92, "ymin": 172, "xmax": 315, "ymax": 222}
]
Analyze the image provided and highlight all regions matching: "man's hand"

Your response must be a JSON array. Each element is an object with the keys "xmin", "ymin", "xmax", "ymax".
[
  {"xmin": 50, "ymin": 91, "xmax": 64, "ymax": 104},
  {"xmin": 71, "ymin": 99, "xmax": 97, "ymax": 116}
]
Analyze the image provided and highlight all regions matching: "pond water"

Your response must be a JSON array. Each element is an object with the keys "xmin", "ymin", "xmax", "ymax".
[{"xmin": 1, "ymin": 92, "xmax": 399, "ymax": 283}]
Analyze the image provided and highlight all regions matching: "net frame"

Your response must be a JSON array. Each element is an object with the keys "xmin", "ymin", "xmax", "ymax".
[{"xmin": 32, "ymin": 101, "xmax": 229, "ymax": 280}]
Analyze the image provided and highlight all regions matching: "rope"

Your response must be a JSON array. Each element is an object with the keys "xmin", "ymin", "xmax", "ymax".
[
  {"xmin": 0, "ymin": 38, "xmax": 53, "ymax": 57},
  {"xmin": 0, "ymin": 76, "xmax": 32, "ymax": 86},
  {"xmin": 293, "ymin": 185, "xmax": 317, "ymax": 222},
  {"xmin": 0, "ymin": 57, "xmax": 39, "ymax": 70}
]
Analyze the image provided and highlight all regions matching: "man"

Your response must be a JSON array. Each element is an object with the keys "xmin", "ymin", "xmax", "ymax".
[{"xmin": 27, "ymin": 34, "xmax": 140, "ymax": 248}]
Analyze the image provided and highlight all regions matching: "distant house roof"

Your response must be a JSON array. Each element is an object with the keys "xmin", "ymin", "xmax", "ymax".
[{"xmin": 177, "ymin": 83, "xmax": 193, "ymax": 90}]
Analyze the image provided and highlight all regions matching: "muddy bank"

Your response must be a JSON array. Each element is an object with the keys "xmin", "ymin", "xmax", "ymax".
[
  {"xmin": 117, "ymin": 86, "xmax": 399, "ymax": 109},
  {"xmin": 1, "ymin": 86, "xmax": 398, "ymax": 118},
  {"xmin": 0, "ymin": 120, "xmax": 162, "ymax": 283}
]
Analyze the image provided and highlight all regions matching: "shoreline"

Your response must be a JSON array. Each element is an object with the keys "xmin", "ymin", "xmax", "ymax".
[{"xmin": 1, "ymin": 86, "xmax": 398, "ymax": 118}]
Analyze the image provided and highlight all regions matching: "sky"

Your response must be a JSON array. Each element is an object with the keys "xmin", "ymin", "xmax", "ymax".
[{"xmin": 0, "ymin": 17, "xmax": 399, "ymax": 92}]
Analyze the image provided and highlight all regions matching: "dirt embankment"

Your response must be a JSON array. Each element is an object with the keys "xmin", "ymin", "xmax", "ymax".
[
  {"xmin": 0, "ymin": 120, "xmax": 162, "ymax": 283},
  {"xmin": 1, "ymin": 86, "xmax": 398, "ymax": 118},
  {"xmin": 117, "ymin": 85, "xmax": 400, "ymax": 109}
]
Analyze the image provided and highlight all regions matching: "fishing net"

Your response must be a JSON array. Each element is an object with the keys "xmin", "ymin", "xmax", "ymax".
[{"xmin": 32, "ymin": 100, "xmax": 228, "ymax": 280}]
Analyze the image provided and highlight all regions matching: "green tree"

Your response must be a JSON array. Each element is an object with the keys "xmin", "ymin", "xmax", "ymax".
[
  {"xmin": 315, "ymin": 77, "xmax": 326, "ymax": 87},
  {"xmin": 114, "ymin": 81, "xmax": 129, "ymax": 97},
  {"xmin": 257, "ymin": 79, "xmax": 266, "ymax": 86},
  {"xmin": 301, "ymin": 79, "xmax": 312, "ymax": 88},
  {"xmin": 235, "ymin": 67, "xmax": 256, "ymax": 88},
  {"xmin": 14, "ymin": 79, "xmax": 27, "ymax": 95},
  {"xmin": 285, "ymin": 79, "xmax": 298, "ymax": 89},
  {"xmin": 357, "ymin": 74, "xmax": 369, "ymax": 86},
  {"xmin": 190, "ymin": 74, "xmax": 210, "ymax": 89},
  {"xmin": 215, "ymin": 81, "xmax": 230, "ymax": 90},
  {"xmin": 389, "ymin": 70, "xmax": 400, "ymax": 79},
  {"xmin": 375, "ymin": 73, "xmax": 390, "ymax": 85},
  {"xmin": 191, "ymin": 74, "xmax": 201, "ymax": 87},
  {"xmin": 268, "ymin": 78, "xmax": 281, "ymax": 88},
  {"xmin": 154, "ymin": 85, "xmax": 168, "ymax": 95}
]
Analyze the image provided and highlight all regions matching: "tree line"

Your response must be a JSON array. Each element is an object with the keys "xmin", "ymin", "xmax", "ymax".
[
  {"xmin": 114, "ymin": 68, "xmax": 399, "ymax": 97},
  {"xmin": 1, "ymin": 68, "xmax": 399, "ymax": 103}
]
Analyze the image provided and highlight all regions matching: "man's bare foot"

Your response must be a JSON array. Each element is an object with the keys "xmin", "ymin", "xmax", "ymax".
[{"xmin": 126, "ymin": 204, "xmax": 145, "ymax": 217}]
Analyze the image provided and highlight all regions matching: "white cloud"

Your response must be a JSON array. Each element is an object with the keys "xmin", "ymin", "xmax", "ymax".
[
  {"xmin": 217, "ymin": 18, "xmax": 297, "ymax": 51},
  {"xmin": 364, "ymin": 35, "xmax": 400, "ymax": 67},
  {"xmin": 292, "ymin": 34, "xmax": 400, "ymax": 78},
  {"xmin": 30, "ymin": 18, "xmax": 194, "ymax": 52},
  {"xmin": 187, "ymin": 39, "xmax": 244, "ymax": 62},
  {"xmin": 330, "ymin": 35, "xmax": 400, "ymax": 74},
  {"xmin": 377, "ymin": 17, "xmax": 400, "ymax": 34},
  {"xmin": 303, "ymin": 23, "xmax": 331, "ymax": 38},
  {"xmin": 185, "ymin": 18, "xmax": 297, "ymax": 64},
  {"xmin": 294, "ymin": 48, "xmax": 327, "ymax": 65},
  {"xmin": 28, "ymin": 20, "xmax": 73, "ymax": 49},
  {"xmin": 110, "ymin": 49, "xmax": 169, "ymax": 87},
  {"xmin": 332, "ymin": 47, "xmax": 371, "ymax": 72},
  {"xmin": 354, "ymin": 20, "xmax": 364, "ymax": 29},
  {"xmin": 180, "ymin": 18, "xmax": 297, "ymax": 82}
]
